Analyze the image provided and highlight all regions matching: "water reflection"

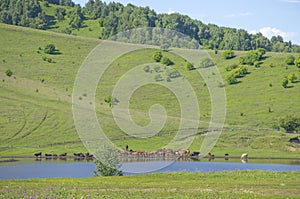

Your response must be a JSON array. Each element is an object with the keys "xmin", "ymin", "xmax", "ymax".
[{"xmin": 0, "ymin": 158, "xmax": 299, "ymax": 180}]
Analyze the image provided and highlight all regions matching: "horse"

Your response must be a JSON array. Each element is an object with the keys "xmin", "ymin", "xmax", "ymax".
[
  {"xmin": 45, "ymin": 153, "xmax": 52, "ymax": 159},
  {"xmin": 241, "ymin": 153, "xmax": 248, "ymax": 159},
  {"xmin": 225, "ymin": 153, "xmax": 229, "ymax": 160},
  {"xmin": 208, "ymin": 152, "xmax": 215, "ymax": 161},
  {"xmin": 59, "ymin": 153, "xmax": 67, "ymax": 159},
  {"xmin": 85, "ymin": 153, "xmax": 94, "ymax": 160},
  {"xmin": 34, "ymin": 152, "xmax": 42, "ymax": 158}
]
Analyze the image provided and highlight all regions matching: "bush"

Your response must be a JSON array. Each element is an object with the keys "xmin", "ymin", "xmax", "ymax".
[
  {"xmin": 161, "ymin": 56, "xmax": 173, "ymax": 66},
  {"xmin": 288, "ymin": 73, "xmax": 297, "ymax": 83},
  {"xmin": 154, "ymin": 74, "xmax": 163, "ymax": 81},
  {"xmin": 222, "ymin": 50, "xmax": 235, "ymax": 59},
  {"xmin": 279, "ymin": 115, "xmax": 300, "ymax": 133},
  {"xmin": 153, "ymin": 51, "xmax": 163, "ymax": 62},
  {"xmin": 143, "ymin": 65, "xmax": 150, "ymax": 73},
  {"xmin": 5, "ymin": 69, "xmax": 13, "ymax": 77},
  {"xmin": 285, "ymin": 55, "xmax": 295, "ymax": 65},
  {"xmin": 94, "ymin": 147, "xmax": 123, "ymax": 176},
  {"xmin": 253, "ymin": 61, "xmax": 260, "ymax": 68},
  {"xmin": 186, "ymin": 62, "xmax": 195, "ymax": 71},
  {"xmin": 225, "ymin": 64, "xmax": 239, "ymax": 71},
  {"xmin": 226, "ymin": 74, "xmax": 238, "ymax": 85},
  {"xmin": 239, "ymin": 48, "xmax": 265, "ymax": 65},
  {"xmin": 281, "ymin": 77, "xmax": 288, "ymax": 88},
  {"xmin": 200, "ymin": 58, "xmax": 214, "ymax": 68},
  {"xmin": 44, "ymin": 44, "xmax": 56, "ymax": 54},
  {"xmin": 230, "ymin": 66, "xmax": 248, "ymax": 78},
  {"xmin": 294, "ymin": 58, "xmax": 300, "ymax": 68},
  {"xmin": 104, "ymin": 96, "xmax": 118, "ymax": 107}
]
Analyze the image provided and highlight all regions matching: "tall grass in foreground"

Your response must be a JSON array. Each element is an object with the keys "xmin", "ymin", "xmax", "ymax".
[{"xmin": 0, "ymin": 171, "xmax": 299, "ymax": 198}]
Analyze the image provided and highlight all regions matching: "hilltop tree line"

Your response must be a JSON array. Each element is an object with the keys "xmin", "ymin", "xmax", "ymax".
[{"xmin": 0, "ymin": 0, "xmax": 299, "ymax": 52}]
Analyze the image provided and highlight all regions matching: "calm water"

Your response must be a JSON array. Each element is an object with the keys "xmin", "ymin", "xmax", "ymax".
[{"xmin": 0, "ymin": 159, "xmax": 300, "ymax": 180}]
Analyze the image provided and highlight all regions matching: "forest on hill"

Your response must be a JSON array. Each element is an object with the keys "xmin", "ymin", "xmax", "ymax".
[{"xmin": 1, "ymin": 0, "xmax": 300, "ymax": 53}]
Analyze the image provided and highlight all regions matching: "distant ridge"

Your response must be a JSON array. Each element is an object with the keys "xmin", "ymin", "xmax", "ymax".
[{"xmin": 0, "ymin": 0, "xmax": 299, "ymax": 52}]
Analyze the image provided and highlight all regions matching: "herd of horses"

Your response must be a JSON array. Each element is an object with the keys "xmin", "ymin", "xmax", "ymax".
[
  {"xmin": 33, "ymin": 152, "xmax": 94, "ymax": 160},
  {"xmin": 34, "ymin": 148, "xmax": 248, "ymax": 161}
]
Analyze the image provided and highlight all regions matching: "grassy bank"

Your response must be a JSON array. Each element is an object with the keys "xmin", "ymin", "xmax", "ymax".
[{"xmin": 0, "ymin": 171, "xmax": 299, "ymax": 198}]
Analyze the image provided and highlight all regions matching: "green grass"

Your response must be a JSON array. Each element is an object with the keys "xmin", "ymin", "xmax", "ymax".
[
  {"xmin": 0, "ymin": 23, "xmax": 300, "ymax": 157},
  {"xmin": 0, "ymin": 171, "xmax": 299, "ymax": 198}
]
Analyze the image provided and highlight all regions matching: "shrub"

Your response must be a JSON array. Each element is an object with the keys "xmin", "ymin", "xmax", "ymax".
[
  {"xmin": 279, "ymin": 115, "xmax": 300, "ymax": 133},
  {"xmin": 161, "ymin": 56, "xmax": 173, "ymax": 66},
  {"xmin": 288, "ymin": 73, "xmax": 297, "ymax": 83},
  {"xmin": 226, "ymin": 74, "xmax": 238, "ymax": 85},
  {"xmin": 5, "ymin": 69, "xmax": 13, "ymax": 77},
  {"xmin": 154, "ymin": 74, "xmax": 163, "ymax": 81},
  {"xmin": 153, "ymin": 65, "xmax": 162, "ymax": 72},
  {"xmin": 44, "ymin": 44, "xmax": 56, "ymax": 54},
  {"xmin": 200, "ymin": 58, "xmax": 214, "ymax": 68},
  {"xmin": 104, "ymin": 96, "xmax": 119, "ymax": 107},
  {"xmin": 222, "ymin": 50, "xmax": 235, "ymax": 59},
  {"xmin": 186, "ymin": 62, "xmax": 195, "ymax": 71},
  {"xmin": 230, "ymin": 66, "xmax": 248, "ymax": 78},
  {"xmin": 285, "ymin": 55, "xmax": 295, "ymax": 65},
  {"xmin": 239, "ymin": 48, "xmax": 265, "ymax": 65},
  {"xmin": 94, "ymin": 146, "xmax": 123, "ymax": 176},
  {"xmin": 294, "ymin": 58, "xmax": 300, "ymax": 68},
  {"xmin": 254, "ymin": 61, "xmax": 260, "ymax": 68},
  {"xmin": 281, "ymin": 77, "xmax": 288, "ymax": 88},
  {"xmin": 225, "ymin": 64, "xmax": 238, "ymax": 71},
  {"xmin": 153, "ymin": 51, "xmax": 163, "ymax": 62},
  {"xmin": 143, "ymin": 65, "xmax": 150, "ymax": 73}
]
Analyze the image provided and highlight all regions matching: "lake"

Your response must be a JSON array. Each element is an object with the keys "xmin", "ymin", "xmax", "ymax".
[{"xmin": 0, "ymin": 158, "xmax": 300, "ymax": 180}]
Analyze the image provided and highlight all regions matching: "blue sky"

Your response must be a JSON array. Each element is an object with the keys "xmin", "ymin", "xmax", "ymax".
[{"xmin": 74, "ymin": 0, "xmax": 300, "ymax": 44}]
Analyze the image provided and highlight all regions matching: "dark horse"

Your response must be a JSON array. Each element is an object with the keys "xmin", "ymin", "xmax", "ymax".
[{"xmin": 34, "ymin": 152, "xmax": 42, "ymax": 158}]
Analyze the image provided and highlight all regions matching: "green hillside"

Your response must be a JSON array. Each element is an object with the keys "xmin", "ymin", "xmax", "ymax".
[{"xmin": 0, "ymin": 23, "xmax": 300, "ymax": 157}]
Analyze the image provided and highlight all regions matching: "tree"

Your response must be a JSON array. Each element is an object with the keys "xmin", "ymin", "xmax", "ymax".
[
  {"xmin": 279, "ymin": 115, "xmax": 300, "ymax": 133},
  {"xmin": 253, "ymin": 61, "xmax": 260, "ymax": 68},
  {"xmin": 186, "ymin": 62, "xmax": 195, "ymax": 71},
  {"xmin": 68, "ymin": 5, "xmax": 84, "ymax": 29},
  {"xmin": 285, "ymin": 55, "xmax": 295, "ymax": 65},
  {"xmin": 152, "ymin": 51, "xmax": 162, "ymax": 62},
  {"xmin": 226, "ymin": 64, "xmax": 238, "ymax": 71},
  {"xmin": 200, "ymin": 58, "xmax": 214, "ymax": 68},
  {"xmin": 94, "ymin": 146, "xmax": 123, "ymax": 176},
  {"xmin": 239, "ymin": 49, "xmax": 265, "ymax": 65},
  {"xmin": 55, "ymin": 8, "xmax": 66, "ymax": 20},
  {"xmin": 281, "ymin": 77, "xmax": 288, "ymax": 88},
  {"xmin": 143, "ymin": 65, "xmax": 150, "ymax": 72},
  {"xmin": 44, "ymin": 44, "xmax": 56, "ymax": 54},
  {"xmin": 104, "ymin": 95, "xmax": 118, "ymax": 107},
  {"xmin": 226, "ymin": 74, "xmax": 238, "ymax": 85},
  {"xmin": 288, "ymin": 73, "xmax": 297, "ymax": 83},
  {"xmin": 5, "ymin": 69, "xmax": 13, "ymax": 77},
  {"xmin": 161, "ymin": 56, "xmax": 173, "ymax": 66},
  {"xmin": 294, "ymin": 58, "xmax": 300, "ymax": 68},
  {"xmin": 222, "ymin": 50, "xmax": 235, "ymax": 59}
]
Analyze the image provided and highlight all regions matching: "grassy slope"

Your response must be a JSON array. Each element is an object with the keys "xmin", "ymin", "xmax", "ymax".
[
  {"xmin": 0, "ymin": 171, "xmax": 299, "ymax": 198},
  {"xmin": 0, "ymin": 23, "xmax": 300, "ymax": 157}
]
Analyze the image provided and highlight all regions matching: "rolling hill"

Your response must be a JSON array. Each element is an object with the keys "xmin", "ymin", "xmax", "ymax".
[{"xmin": 0, "ymin": 22, "xmax": 300, "ymax": 157}]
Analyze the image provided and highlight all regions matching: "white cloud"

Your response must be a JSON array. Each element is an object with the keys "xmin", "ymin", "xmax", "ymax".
[
  {"xmin": 251, "ymin": 27, "xmax": 299, "ymax": 44},
  {"xmin": 224, "ymin": 12, "xmax": 252, "ymax": 18},
  {"xmin": 168, "ymin": 8, "xmax": 175, "ymax": 14}
]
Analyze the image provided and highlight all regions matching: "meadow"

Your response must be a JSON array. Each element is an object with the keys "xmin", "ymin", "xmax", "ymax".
[
  {"xmin": 0, "ymin": 171, "xmax": 299, "ymax": 198},
  {"xmin": 0, "ymin": 23, "xmax": 299, "ymax": 158}
]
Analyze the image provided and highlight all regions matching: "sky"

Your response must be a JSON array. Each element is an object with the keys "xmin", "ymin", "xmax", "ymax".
[{"xmin": 74, "ymin": 0, "xmax": 300, "ymax": 44}]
